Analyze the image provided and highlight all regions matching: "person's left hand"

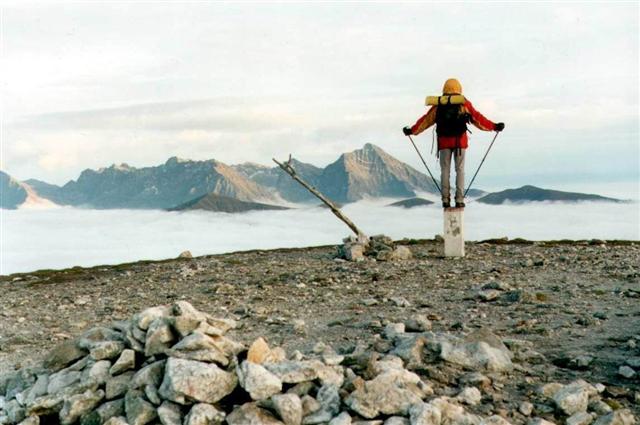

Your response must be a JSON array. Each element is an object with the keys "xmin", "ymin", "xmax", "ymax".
[{"xmin": 402, "ymin": 126, "xmax": 412, "ymax": 136}]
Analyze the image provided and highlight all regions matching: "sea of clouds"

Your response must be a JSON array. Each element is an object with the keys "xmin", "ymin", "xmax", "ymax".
[{"xmin": 2, "ymin": 199, "xmax": 639, "ymax": 275}]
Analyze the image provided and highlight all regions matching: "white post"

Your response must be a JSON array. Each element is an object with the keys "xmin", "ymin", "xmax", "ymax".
[{"xmin": 443, "ymin": 208, "xmax": 465, "ymax": 257}]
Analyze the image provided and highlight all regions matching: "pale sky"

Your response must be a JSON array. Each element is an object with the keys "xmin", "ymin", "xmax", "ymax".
[{"xmin": 1, "ymin": 1, "xmax": 638, "ymax": 196}]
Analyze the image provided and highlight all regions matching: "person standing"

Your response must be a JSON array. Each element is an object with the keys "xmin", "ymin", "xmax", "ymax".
[{"xmin": 403, "ymin": 78, "xmax": 504, "ymax": 208}]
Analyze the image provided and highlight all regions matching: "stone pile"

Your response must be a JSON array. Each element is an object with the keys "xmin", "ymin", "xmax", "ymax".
[
  {"xmin": 339, "ymin": 235, "xmax": 412, "ymax": 262},
  {"xmin": 0, "ymin": 302, "xmax": 636, "ymax": 425}
]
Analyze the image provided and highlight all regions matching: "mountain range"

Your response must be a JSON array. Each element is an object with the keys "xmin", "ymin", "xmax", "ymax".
[
  {"xmin": 476, "ymin": 185, "xmax": 623, "ymax": 204},
  {"xmin": 0, "ymin": 143, "xmax": 624, "ymax": 210}
]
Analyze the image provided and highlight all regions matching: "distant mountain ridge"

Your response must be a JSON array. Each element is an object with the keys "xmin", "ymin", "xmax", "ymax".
[
  {"xmin": 477, "ymin": 185, "xmax": 623, "ymax": 204},
  {"xmin": 15, "ymin": 157, "xmax": 275, "ymax": 209},
  {"xmin": 170, "ymin": 193, "xmax": 289, "ymax": 213},
  {"xmin": 2, "ymin": 145, "xmax": 624, "ymax": 210},
  {"xmin": 1, "ymin": 171, "xmax": 28, "ymax": 209}
]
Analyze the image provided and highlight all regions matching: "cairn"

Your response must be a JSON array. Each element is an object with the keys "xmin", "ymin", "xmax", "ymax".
[{"xmin": 0, "ymin": 302, "xmax": 635, "ymax": 425}]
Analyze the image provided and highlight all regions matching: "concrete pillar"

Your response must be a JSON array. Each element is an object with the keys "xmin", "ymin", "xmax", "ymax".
[{"xmin": 443, "ymin": 207, "xmax": 465, "ymax": 257}]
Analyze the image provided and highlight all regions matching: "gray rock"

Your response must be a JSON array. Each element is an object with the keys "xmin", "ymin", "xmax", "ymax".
[
  {"xmin": 518, "ymin": 401, "xmax": 533, "ymax": 416},
  {"xmin": 330, "ymin": 412, "xmax": 353, "ymax": 425},
  {"xmin": 588, "ymin": 400, "xmax": 612, "ymax": 415},
  {"xmin": 129, "ymin": 360, "xmax": 165, "ymax": 390},
  {"xmin": 481, "ymin": 416, "xmax": 513, "ymax": 425},
  {"xmin": 477, "ymin": 289, "xmax": 501, "ymax": 302},
  {"xmin": 552, "ymin": 381, "xmax": 596, "ymax": 416},
  {"xmin": 528, "ymin": 418, "xmax": 556, "ymax": 425},
  {"xmin": 404, "ymin": 315, "xmax": 432, "ymax": 332},
  {"xmin": 184, "ymin": 403, "xmax": 225, "ymax": 425},
  {"xmin": 300, "ymin": 395, "xmax": 321, "ymax": 417},
  {"xmin": 302, "ymin": 385, "xmax": 340, "ymax": 424},
  {"xmin": 345, "ymin": 368, "xmax": 430, "ymax": 418},
  {"xmin": 383, "ymin": 417, "xmax": 408, "ymax": 425},
  {"xmin": 625, "ymin": 357, "xmax": 640, "ymax": 369},
  {"xmin": 226, "ymin": 403, "xmax": 285, "ymax": 425},
  {"xmin": 90, "ymin": 341, "xmax": 125, "ymax": 361},
  {"xmin": 47, "ymin": 370, "xmax": 82, "ymax": 395},
  {"xmin": 59, "ymin": 389, "xmax": 105, "ymax": 425},
  {"xmin": 103, "ymin": 416, "xmax": 128, "ymax": 425},
  {"xmin": 343, "ymin": 243, "xmax": 366, "ymax": 262},
  {"xmin": 43, "ymin": 341, "xmax": 88, "ymax": 372},
  {"xmin": 456, "ymin": 387, "xmax": 482, "ymax": 405},
  {"xmin": 166, "ymin": 332, "xmax": 230, "ymax": 366},
  {"xmin": 110, "ymin": 349, "xmax": 136, "ymax": 375},
  {"xmin": 593, "ymin": 410, "xmax": 636, "ymax": 425},
  {"xmin": 439, "ymin": 330, "xmax": 513, "ymax": 372},
  {"xmin": 145, "ymin": 318, "xmax": 175, "ymax": 357},
  {"xmin": 25, "ymin": 394, "xmax": 64, "ymax": 417},
  {"xmin": 80, "ymin": 398, "xmax": 125, "ymax": 425},
  {"xmin": 238, "ymin": 361, "xmax": 283, "ymax": 401},
  {"xmin": 566, "ymin": 412, "xmax": 594, "ymax": 425},
  {"xmin": 24, "ymin": 375, "xmax": 48, "ymax": 406},
  {"xmin": 389, "ymin": 246, "xmax": 413, "ymax": 261},
  {"xmin": 265, "ymin": 361, "xmax": 321, "ymax": 384},
  {"xmin": 270, "ymin": 393, "xmax": 303, "ymax": 425},
  {"xmin": 158, "ymin": 358, "xmax": 237, "ymax": 405},
  {"xmin": 157, "ymin": 401, "xmax": 183, "ymax": 425},
  {"xmin": 5, "ymin": 399, "xmax": 26, "ymax": 424},
  {"xmin": 17, "ymin": 416, "xmax": 39, "ymax": 425},
  {"xmin": 125, "ymin": 389, "xmax": 157, "ymax": 425},
  {"xmin": 82, "ymin": 360, "xmax": 112, "ymax": 385},
  {"xmin": 617, "ymin": 366, "xmax": 635, "ymax": 379},
  {"xmin": 133, "ymin": 306, "xmax": 172, "ymax": 331},
  {"xmin": 409, "ymin": 402, "xmax": 441, "ymax": 425},
  {"xmin": 105, "ymin": 371, "xmax": 134, "ymax": 400},
  {"xmin": 144, "ymin": 384, "xmax": 161, "ymax": 406}
]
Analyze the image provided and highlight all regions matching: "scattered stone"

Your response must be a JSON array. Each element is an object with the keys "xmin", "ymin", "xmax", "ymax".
[
  {"xmin": 269, "ymin": 393, "xmax": 302, "ymax": 425},
  {"xmin": 43, "ymin": 341, "xmax": 88, "ymax": 372},
  {"xmin": 518, "ymin": 401, "xmax": 534, "ymax": 416},
  {"xmin": 592, "ymin": 410, "xmax": 636, "ymax": 425},
  {"xmin": 158, "ymin": 358, "xmax": 237, "ymax": 405},
  {"xmin": 178, "ymin": 251, "xmax": 193, "ymax": 259},
  {"xmin": 617, "ymin": 366, "xmax": 635, "ymax": 379},
  {"xmin": 110, "ymin": 349, "xmax": 136, "ymax": 375},
  {"xmin": 59, "ymin": 389, "xmax": 105, "ymax": 425},
  {"xmin": 125, "ymin": 389, "xmax": 157, "ymax": 425},
  {"xmin": 184, "ymin": 403, "xmax": 225, "ymax": 425},
  {"xmin": 456, "ymin": 386, "xmax": 482, "ymax": 405},
  {"xmin": 226, "ymin": 403, "xmax": 284, "ymax": 425},
  {"xmin": 157, "ymin": 401, "xmax": 183, "ymax": 425},
  {"xmin": 90, "ymin": 341, "xmax": 125, "ymax": 361},
  {"xmin": 552, "ymin": 381, "xmax": 595, "ymax": 416},
  {"xmin": 237, "ymin": 361, "xmax": 283, "ymax": 401},
  {"xmin": 566, "ymin": 412, "xmax": 594, "ymax": 425},
  {"xmin": 345, "ymin": 368, "xmax": 431, "ymax": 418},
  {"xmin": 105, "ymin": 371, "xmax": 135, "ymax": 400}
]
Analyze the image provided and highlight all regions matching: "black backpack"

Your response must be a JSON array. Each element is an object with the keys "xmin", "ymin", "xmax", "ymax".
[{"xmin": 435, "ymin": 103, "xmax": 470, "ymax": 137}]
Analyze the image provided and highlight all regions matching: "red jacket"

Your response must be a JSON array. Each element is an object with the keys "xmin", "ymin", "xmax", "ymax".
[{"xmin": 410, "ymin": 99, "xmax": 497, "ymax": 150}]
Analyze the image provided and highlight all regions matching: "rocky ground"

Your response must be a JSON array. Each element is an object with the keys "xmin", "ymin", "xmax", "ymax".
[{"xmin": 1, "ymin": 238, "xmax": 639, "ymax": 423}]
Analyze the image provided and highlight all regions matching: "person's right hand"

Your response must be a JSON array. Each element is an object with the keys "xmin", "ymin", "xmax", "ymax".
[
  {"xmin": 402, "ymin": 126, "xmax": 412, "ymax": 136},
  {"xmin": 495, "ymin": 122, "xmax": 505, "ymax": 132}
]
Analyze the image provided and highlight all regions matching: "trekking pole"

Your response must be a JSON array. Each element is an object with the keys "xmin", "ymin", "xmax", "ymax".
[
  {"xmin": 464, "ymin": 131, "xmax": 500, "ymax": 197},
  {"xmin": 407, "ymin": 135, "xmax": 442, "ymax": 196}
]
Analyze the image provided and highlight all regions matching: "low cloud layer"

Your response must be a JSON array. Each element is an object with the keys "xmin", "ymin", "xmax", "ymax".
[{"xmin": 2, "ymin": 200, "xmax": 638, "ymax": 274}]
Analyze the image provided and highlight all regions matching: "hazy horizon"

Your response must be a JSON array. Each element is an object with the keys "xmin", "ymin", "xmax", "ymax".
[
  {"xmin": 2, "ymin": 199, "xmax": 639, "ymax": 275},
  {"xmin": 2, "ymin": 2, "xmax": 638, "ymax": 193}
]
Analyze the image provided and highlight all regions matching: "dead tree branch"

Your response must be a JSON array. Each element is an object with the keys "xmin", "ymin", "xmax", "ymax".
[{"xmin": 273, "ymin": 156, "xmax": 367, "ymax": 240}]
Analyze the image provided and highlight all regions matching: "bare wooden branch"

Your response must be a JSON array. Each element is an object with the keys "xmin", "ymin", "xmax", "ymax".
[{"xmin": 273, "ymin": 157, "xmax": 367, "ymax": 240}]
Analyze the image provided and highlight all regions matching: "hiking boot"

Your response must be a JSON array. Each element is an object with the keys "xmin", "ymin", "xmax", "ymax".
[
  {"xmin": 456, "ymin": 202, "xmax": 465, "ymax": 208},
  {"xmin": 442, "ymin": 201, "xmax": 451, "ymax": 208}
]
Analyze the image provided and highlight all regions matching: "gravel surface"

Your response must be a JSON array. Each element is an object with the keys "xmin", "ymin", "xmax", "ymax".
[{"xmin": 1, "ymin": 239, "xmax": 639, "ymax": 415}]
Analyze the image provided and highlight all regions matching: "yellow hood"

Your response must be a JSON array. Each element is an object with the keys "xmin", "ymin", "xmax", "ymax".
[{"xmin": 443, "ymin": 78, "xmax": 462, "ymax": 95}]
